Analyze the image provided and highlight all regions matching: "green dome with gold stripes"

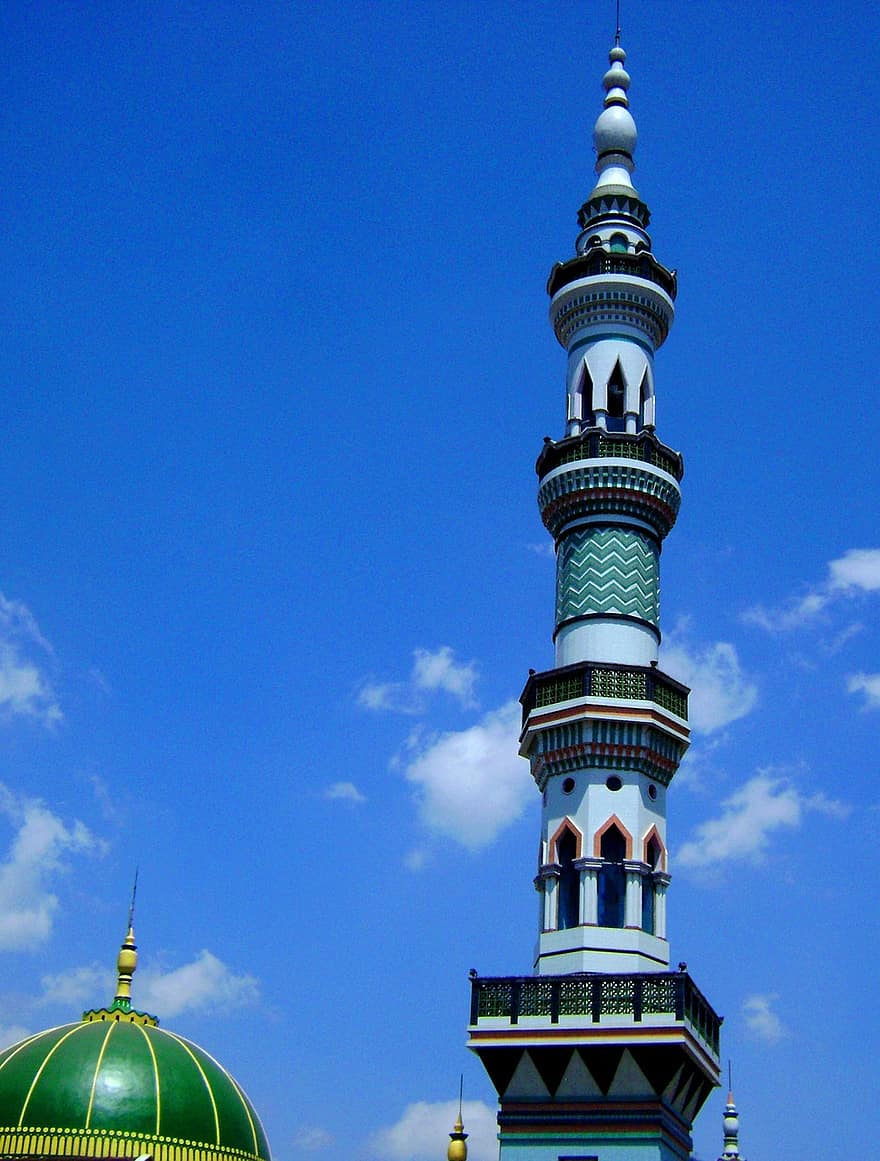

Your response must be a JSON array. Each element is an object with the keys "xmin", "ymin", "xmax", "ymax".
[{"xmin": 0, "ymin": 926, "xmax": 270, "ymax": 1161}]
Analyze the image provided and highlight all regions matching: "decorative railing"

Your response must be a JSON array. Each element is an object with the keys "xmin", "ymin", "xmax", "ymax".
[
  {"xmin": 547, "ymin": 250, "xmax": 678, "ymax": 299},
  {"xmin": 521, "ymin": 662, "xmax": 688, "ymax": 724},
  {"xmin": 537, "ymin": 430, "xmax": 683, "ymax": 481},
  {"xmin": 469, "ymin": 971, "xmax": 720, "ymax": 1057}
]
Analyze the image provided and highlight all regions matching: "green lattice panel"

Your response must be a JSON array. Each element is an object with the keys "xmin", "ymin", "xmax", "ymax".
[{"xmin": 556, "ymin": 526, "xmax": 659, "ymax": 626}]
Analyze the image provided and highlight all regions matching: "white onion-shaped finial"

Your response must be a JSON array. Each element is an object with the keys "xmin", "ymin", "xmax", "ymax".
[{"xmin": 593, "ymin": 43, "xmax": 637, "ymax": 162}]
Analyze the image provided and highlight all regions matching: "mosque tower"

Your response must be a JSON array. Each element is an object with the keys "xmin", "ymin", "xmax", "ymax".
[{"xmin": 466, "ymin": 39, "xmax": 721, "ymax": 1161}]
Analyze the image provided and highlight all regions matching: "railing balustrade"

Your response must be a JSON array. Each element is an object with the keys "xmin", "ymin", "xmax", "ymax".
[{"xmin": 469, "ymin": 971, "xmax": 720, "ymax": 1056}]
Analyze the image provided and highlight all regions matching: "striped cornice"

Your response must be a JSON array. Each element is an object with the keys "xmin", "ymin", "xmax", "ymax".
[{"xmin": 538, "ymin": 460, "xmax": 681, "ymax": 540}]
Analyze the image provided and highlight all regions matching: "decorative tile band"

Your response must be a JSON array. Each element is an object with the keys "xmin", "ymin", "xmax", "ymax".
[{"xmin": 556, "ymin": 527, "xmax": 659, "ymax": 627}]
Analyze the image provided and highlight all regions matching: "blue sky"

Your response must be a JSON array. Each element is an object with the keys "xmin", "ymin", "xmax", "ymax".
[{"xmin": 0, "ymin": 2, "xmax": 878, "ymax": 1159}]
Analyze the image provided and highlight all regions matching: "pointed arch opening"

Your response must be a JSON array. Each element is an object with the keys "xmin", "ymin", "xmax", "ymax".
[
  {"xmin": 550, "ymin": 819, "xmax": 583, "ymax": 931},
  {"xmin": 641, "ymin": 826, "xmax": 665, "ymax": 935},
  {"xmin": 595, "ymin": 816, "xmax": 631, "ymax": 929},
  {"xmin": 606, "ymin": 361, "xmax": 626, "ymax": 430},
  {"xmin": 579, "ymin": 361, "xmax": 594, "ymax": 428},
  {"xmin": 639, "ymin": 368, "xmax": 652, "ymax": 431},
  {"xmin": 643, "ymin": 826, "xmax": 666, "ymax": 872}
]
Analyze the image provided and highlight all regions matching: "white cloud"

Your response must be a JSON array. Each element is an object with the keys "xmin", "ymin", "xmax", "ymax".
[
  {"xmin": 661, "ymin": 632, "xmax": 757, "ymax": 734},
  {"xmin": 0, "ymin": 1024, "xmax": 32, "ymax": 1050},
  {"xmin": 0, "ymin": 787, "xmax": 97, "ymax": 950},
  {"xmin": 526, "ymin": 542, "xmax": 555, "ymax": 559},
  {"xmin": 847, "ymin": 672, "xmax": 880, "ymax": 710},
  {"xmin": 742, "ymin": 993, "xmax": 786, "ymax": 1043},
  {"xmin": 0, "ymin": 594, "xmax": 61, "ymax": 725},
  {"xmin": 403, "ymin": 847, "xmax": 431, "ymax": 872},
  {"xmin": 370, "ymin": 1100, "xmax": 497, "ymax": 1161},
  {"xmin": 744, "ymin": 547, "xmax": 880, "ymax": 632},
  {"xmin": 677, "ymin": 772, "xmax": 848, "ymax": 871},
  {"xmin": 137, "ymin": 950, "xmax": 259, "ymax": 1019},
  {"xmin": 403, "ymin": 701, "xmax": 529, "ymax": 850},
  {"xmin": 292, "ymin": 1126, "xmax": 334, "ymax": 1152},
  {"xmin": 324, "ymin": 781, "xmax": 366, "ymax": 804},
  {"xmin": 829, "ymin": 548, "xmax": 880, "ymax": 592},
  {"xmin": 412, "ymin": 647, "xmax": 477, "ymax": 707},
  {"xmin": 357, "ymin": 681, "xmax": 419, "ymax": 714},
  {"xmin": 359, "ymin": 647, "xmax": 478, "ymax": 714},
  {"xmin": 39, "ymin": 963, "xmax": 110, "ymax": 1008}
]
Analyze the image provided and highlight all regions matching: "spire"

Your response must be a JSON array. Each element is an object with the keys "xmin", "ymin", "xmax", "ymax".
[
  {"xmin": 446, "ymin": 1113, "xmax": 468, "ymax": 1161},
  {"xmin": 590, "ymin": 42, "xmax": 638, "ymax": 197},
  {"xmin": 112, "ymin": 870, "xmax": 139, "ymax": 1011},
  {"xmin": 447, "ymin": 1079, "xmax": 468, "ymax": 1161},
  {"xmin": 718, "ymin": 1088, "xmax": 745, "ymax": 1161},
  {"xmin": 81, "ymin": 876, "xmax": 158, "ymax": 1027}
]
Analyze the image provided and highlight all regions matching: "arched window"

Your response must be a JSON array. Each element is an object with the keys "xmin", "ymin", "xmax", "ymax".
[
  {"xmin": 606, "ymin": 362, "xmax": 625, "ymax": 430},
  {"xmin": 609, "ymin": 232, "xmax": 628, "ymax": 253},
  {"xmin": 579, "ymin": 363, "xmax": 594, "ymax": 428},
  {"xmin": 639, "ymin": 369, "xmax": 651, "ymax": 431},
  {"xmin": 557, "ymin": 828, "xmax": 580, "ymax": 930},
  {"xmin": 642, "ymin": 835, "xmax": 662, "ymax": 934},
  {"xmin": 598, "ymin": 824, "xmax": 626, "ymax": 928}
]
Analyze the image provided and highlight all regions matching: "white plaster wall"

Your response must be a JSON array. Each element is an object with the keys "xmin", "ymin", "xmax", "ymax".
[
  {"xmin": 556, "ymin": 616, "xmax": 659, "ymax": 668},
  {"xmin": 542, "ymin": 770, "xmax": 667, "ymax": 865}
]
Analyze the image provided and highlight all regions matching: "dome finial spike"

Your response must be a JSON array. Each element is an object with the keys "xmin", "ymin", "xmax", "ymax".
[
  {"xmin": 113, "ymin": 873, "xmax": 140, "ymax": 1011},
  {"xmin": 447, "ymin": 1077, "xmax": 468, "ymax": 1161},
  {"xmin": 127, "ymin": 866, "xmax": 139, "ymax": 932},
  {"xmin": 615, "ymin": 0, "xmax": 621, "ymax": 45}
]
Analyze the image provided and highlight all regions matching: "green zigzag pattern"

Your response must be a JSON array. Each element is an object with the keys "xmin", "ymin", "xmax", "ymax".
[{"xmin": 556, "ymin": 527, "xmax": 659, "ymax": 625}]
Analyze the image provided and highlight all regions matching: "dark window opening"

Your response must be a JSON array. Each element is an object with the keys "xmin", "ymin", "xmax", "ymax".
[
  {"xmin": 606, "ymin": 363, "xmax": 626, "ymax": 431},
  {"xmin": 579, "ymin": 364, "xmax": 594, "ymax": 428},
  {"xmin": 598, "ymin": 824, "xmax": 626, "ymax": 928},
  {"xmin": 557, "ymin": 828, "xmax": 580, "ymax": 930},
  {"xmin": 642, "ymin": 835, "xmax": 662, "ymax": 935}
]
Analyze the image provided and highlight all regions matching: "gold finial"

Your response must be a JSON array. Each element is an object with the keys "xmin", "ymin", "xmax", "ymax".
[
  {"xmin": 447, "ymin": 1077, "xmax": 468, "ymax": 1161},
  {"xmin": 113, "ymin": 871, "xmax": 139, "ymax": 1010},
  {"xmin": 81, "ymin": 873, "xmax": 158, "ymax": 1027}
]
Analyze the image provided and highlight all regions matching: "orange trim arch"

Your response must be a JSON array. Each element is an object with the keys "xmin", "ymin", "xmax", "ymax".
[
  {"xmin": 593, "ymin": 814, "xmax": 633, "ymax": 859},
  {"xmin": 643, "ymin": 824, "xmax": 666, "ymax": 871},
  {"xmin": 549, "ymin": 817, "xmax": 583, "ymax": 863}
]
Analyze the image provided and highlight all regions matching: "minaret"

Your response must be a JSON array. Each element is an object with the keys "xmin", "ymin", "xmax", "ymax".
[
  {"xmin": 466, "ymin": 41, "xmax": 721, "ymax": 1161},
  {"xmin": 718, "ymin": 1089, "xmax": 744, "ymax": 1161}
]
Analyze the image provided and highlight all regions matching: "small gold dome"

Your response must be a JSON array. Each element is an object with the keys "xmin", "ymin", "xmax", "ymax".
[{"xmin": 447, "ymin": 1113, "xmax": 468, "ymax": 1161}]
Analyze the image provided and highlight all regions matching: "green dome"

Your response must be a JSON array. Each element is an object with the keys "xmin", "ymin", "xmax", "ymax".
[{"xmin": 0, "ymin": 1014, "xmax": 271, "ymax": 1161}]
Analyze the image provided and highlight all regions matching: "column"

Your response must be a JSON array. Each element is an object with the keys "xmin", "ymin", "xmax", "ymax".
[
  {"xmin": 537, "ymin": 864, "xmax": 561, "ymax": 931},
  {"xmin": 623, "ymin": 860, "xmax": 645, "ymax": 929},
  {"xmin": 574, "ymin": 856, "xmax": 602, "ymax": 925},
  {"xmin": 653, "ymin": 871, "xmax": 671, "ymax": 939}
]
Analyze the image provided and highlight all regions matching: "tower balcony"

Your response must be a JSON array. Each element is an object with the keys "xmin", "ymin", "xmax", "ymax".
[
  {"xmin": 520, "ymin": 662, "xmax": 690, "ymax": 787},
  {"xmin": 537, "ymin": 429, "xmax": 683, "ymax": 482},
  {"xmin": 521, "ymin": 662, "xmax": 688, "ymax": 728},
  {"xmin": 547, "ymin": 249, "xmax": 677, "ymax": 300},
  {"xmin": 468, "ymin": 970, "xmax": 720, "ymax": 1076}
]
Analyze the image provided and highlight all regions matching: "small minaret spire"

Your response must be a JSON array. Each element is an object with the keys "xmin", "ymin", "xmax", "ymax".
[
  {"xmin": 718, "ymin": 1070, "xmax": 745, "ymax": 1161},
  {"xmin": 113, "ymin": 870, "xmax": 140, "ymax": 1011},
  {"xmin": 446, "ymin": 1077, "xmax": 468, "ymax": 1161}
]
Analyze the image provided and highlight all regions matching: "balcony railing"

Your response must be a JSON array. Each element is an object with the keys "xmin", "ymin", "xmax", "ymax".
[
  {"xmin": 521, "ymin": 662, "xmax": 689, "ymax": 725},
  {"xmin": 536, "ymin": 430, "xmax": 684, "ymax": 481},
  {"xmin": 469, "ymin": 971, "xmax": 720, "ymax": 1057},
  {"xmin": 547, "ymin": 250, "xmax": 678, "ymax": 299}
]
